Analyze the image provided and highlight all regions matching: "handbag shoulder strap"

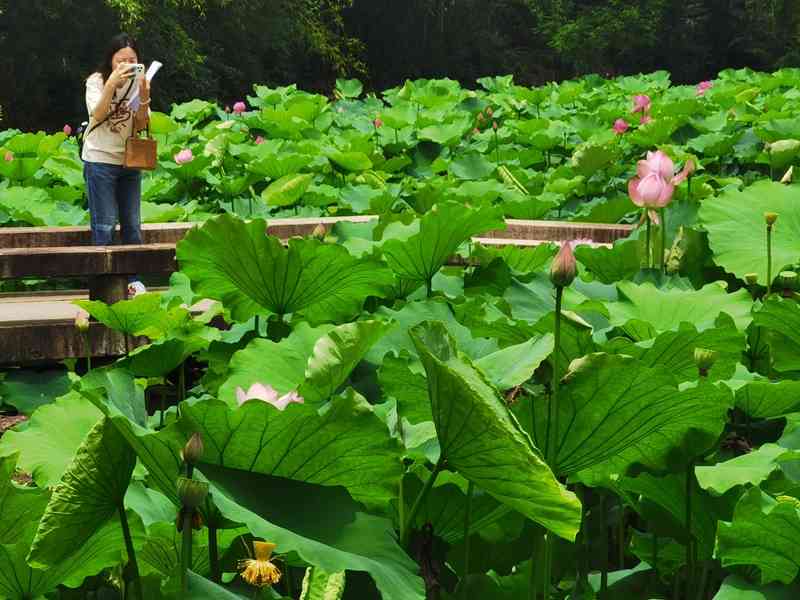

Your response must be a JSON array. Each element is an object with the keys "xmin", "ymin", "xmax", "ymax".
[{"xmin": 83, "ymin": 77, "xmax": 136, "ymax": 139}]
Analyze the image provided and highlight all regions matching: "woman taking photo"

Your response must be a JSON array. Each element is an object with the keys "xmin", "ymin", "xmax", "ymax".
[{"xmin": 82, "ymin": 33, "xmax": 150, "ymax": 297}]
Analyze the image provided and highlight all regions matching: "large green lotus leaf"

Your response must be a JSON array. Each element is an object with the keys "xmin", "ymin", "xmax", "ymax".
[
  {"xmin": 409, "ymin": 321, "xmax": 581, "ymax": 541},
  {"xmin": 527, "ymin": 354, "xmax": 730, "ymax": 477},
  {"xmin": 0, "ymin": 511, "xmax": 146, "ymax": 599},
  {"xmin": 471, "ymin": 242, "xmax": 556, "ymax": 276},
  {"xmin": 570, "ymin": 141, "xmax": 618, "ymax": 177},
  {"xmin": 449, "ymin": 152, "xmax": 495, "ymax": 180},
  {"xmin": 0, "ymin": 366, "xmax": 71, "ymax": 415},
  {"xmin": 696, "ymin": 444, "xmax": 800, "ymax": 496},
  {"xmin": 261, "ymin": 173, "xmax": 314, "ymax": 207},
  {"xmin": 43, "ymin": 154, "xmax": 84, "ymax": 187},
  {"xmin": 603, "ymin": 316, "xmax": 745, "ymax": 383},
  {"xmin": 177, "ymin": 214, "xmax": 394, "ymax": 323},
  {"xmin": 218, "ymin": 321, "xmax": 333, "ymax": 405},
  {"xmin": 325, "ymin": 150, "xmax": 372, "ymax": 172},
  {"xmin": 0, "ymin": 455, "xmax": 50, "ymax": 544},
  {"xmin": 378, "ymin": 355, "xmax": 432, "ymax": 425},
  {"xmin": 735, "ymin": 378, "xmax": 800, "ymax": 419},
  {"xmin": 79, "ymin": 367, "xmax": 148, "ymax": 427},
  {"xmin": 575, "ymin": 239, "xmax": 642, "ymax": 285},
  {"xmin": 185, "ymin": 570, "xmax": 252, "ymax": 598},
  {"xmin": 27, "ymin": 416, "xmax": 137, "ymax": 569},
  {"xmin": 0, "ymin": 391, "xmax": 102, "ymax": 488},
  {"xmin": 474, "ymin": 334, "xmax": 554, "ymax": 390},
  {"xmin": 366, "ymin": 299, "xmax": 499, "ymax": 364},
  {"xmin": 607, "ymin": 281, "xmax": 753, "ymax": 340},
  {"xmin": 181, "ymin": 390, "xmax": 401, "ymax": 507},
  {"xmin": 301, "ymin": 320, "xmax": 395, "ymax": 404},
  {"xmin": 198, "ymin": 463, "xmax": 425, "ymax": 600},
  {"xmin": 418, "ymin": 120, "xmax": 470, "ymax": 145},
  {"xmin": 380, "ymin": 202, "xmax": 504, "ymax": 286},
  {"xmin": 74, "ymin": 293, "xmax": 182, "ymax": 338},
  {"xmin": 119, "ymin": 336, "xmax": 211, "ymax": 378},
  {"xmin": 699, "ymin": 181, "xmax": 800, "ymax": 285},
  {"xmin": 629, "ymin": 531, "xmax": 685, "ymax": 576},
  {"xmin": 712, "ymin": 574, "xmax": 800, "ymax": 599},
  {"xmin": 620, "ymin": 472, "xmax": 730, "ymax": 560},
  {"xmin": 717, "ymin": 488, "xmax": 800, "ymax": 585},
  {"xmin": 752, "ymin": 297, "xmax": 800, "ymax": 373}
]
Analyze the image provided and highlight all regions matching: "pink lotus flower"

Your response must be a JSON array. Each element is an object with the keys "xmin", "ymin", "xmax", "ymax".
[
  {"xmin": 550, "ymin": 240, "xmax": 577, "ymax": 288},
  {"xmin": 613, "ymin": 119, "xmax": 629, "ymax": 135},
  {"xmin": 632, "ymin": 95, "xmax": 652, "ymax": 114},
  {"xmin": 492, "ymin": 121, "xmax": 498, "ymax": 130},
  {"xmin": 63, "ymin": 124, "xmax": 72, "ymax": 136},
  {"xmin": 628, "ymin": 150, "xmax": 695, "ymax": 222},
  {"xmin": 236, "ymin": 382, "xmax": 304, "ymax": 411},
  {"xmin": 174, "ymin": 149, "xmax": 194, "ymax": 165},
  {"xmin": 373, "ymin": 117, "xmax": 383, "ymax": 128},
  {"xmin": 696, "ymin": 81, "xmax": 713, "ymax": 96},
  {"xmin": 3, "ymin": 151, "xmax": 12, "ymax": 162},
  {"xmin": 640, "ymin": 115, "xmax": 653, "ymax": 125},
  {"xmin": 233, "ymin": 101, "xmax": 247, "ymax": 114},
  {"xmin": 255, "ymin": 135, "xmax": 265, "ymax": 145}
]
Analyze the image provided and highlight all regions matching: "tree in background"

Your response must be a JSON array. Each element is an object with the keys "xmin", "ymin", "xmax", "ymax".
[{"xmin": 0, "ymin": 0, "xmax": 797, "ymax": 131}]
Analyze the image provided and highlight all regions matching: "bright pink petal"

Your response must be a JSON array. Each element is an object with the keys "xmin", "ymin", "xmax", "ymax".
[
  {"xmin": 656, "ymin": 181, "xmax": 675, "ymax": 207},
  {"xmin": 637, "ymin": 173, "xmax": 669, "ymax": 206},
  {"xmin": 645, "ymin": 150, "xmax": 675, "ymax": 179},
  {"xmin": 671, "ymin": 160, "xmax": 695, "ymax": 185},
  {"xmin": 628, "ymin": 178, "xmax": 645, "ymax": 207},
  {"xmin": 274, "ymin": 391, "xmax": 305, "ymax": 411}
]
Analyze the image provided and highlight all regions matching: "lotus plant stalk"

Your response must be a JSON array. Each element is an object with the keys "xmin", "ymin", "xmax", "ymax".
[
  {"xmin": 401, "ymin": 456, "xmax": 445, "ymax": 548},
  {"xmin": 461, "ymin": 481, "xmax": 475, "ymax": 598},
  {"xmin": 178, "ymin": 434, "xmax": 207, "ymax": 592},
  {"xmin": 659, "ymin": 208, "xmax": 667, "ymax": 272},
  {"xmin": 118, "ymin": 503, "xmax": 144, "ymax": 600},
  {"xmin": 765, "ymin": 213, "xmax": 778, "ymax": 296},
  {"xmin": 75, "ymin": 310, "xmax": 91, "ymax": 371},
  {"xmin": 209, "ymin": 524, "xmax": 220, "ymax": 582},
  {"xmin": 535, "ymin": 241, "xmax": 578, "ymax": 599},
  {"xmin": 685, "ymin": 464, "xmax": 694, "ymax": 597}
]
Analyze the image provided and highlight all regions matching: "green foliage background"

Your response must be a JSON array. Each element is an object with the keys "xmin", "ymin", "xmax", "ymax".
[{"xmin": 0, "ymin": 0, "xmax": 798, "ymax": 131}]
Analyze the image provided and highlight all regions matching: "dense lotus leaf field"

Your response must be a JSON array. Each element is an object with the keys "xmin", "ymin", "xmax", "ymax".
[{"xmin": 0, "ymin": 68, "xmax": 800, "ymax": 599}]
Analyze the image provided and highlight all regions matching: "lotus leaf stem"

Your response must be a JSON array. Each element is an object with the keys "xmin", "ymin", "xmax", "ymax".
[
  {"xmin": 645, "ymin": 214, "xmax": 652, "ymax": 269},
  {"xmin": 600, "ymin": 493, "xmax": 608, "ymax": 593},
  {"xmin": 529, "ymin": 532, "xmax": 544, "ymax": 600},
  {"xmin": 118, "ymin": 504, "xmax": 143, "ymax": 600},
  {"xmin": 461, "ymin": 480, "xmax": 475, "ymax": 597},
  {"xmin": 767, "ymin": 224, "xmax": 774, "ymax": 296},
  {"xmin": 181, "ymin": 511, "xmax": 193, "ymax": 592},
  {"xmin": 659, "ymin": 208, "xmax": 666, "ymax": 273},
  {"xmin": 401, "ymin": 457, "xmax": 444, "ymax": 548},
  {"xmin": 618, "ymin": 500, "xmax": 626, "ymax": 568},
  {"xmin": 209, "ymin": 525, "xmax": 220, "ymax": 583},
  {"xmin": 686, "ymin": 463, "xmax": 695, "ymax": 597}
]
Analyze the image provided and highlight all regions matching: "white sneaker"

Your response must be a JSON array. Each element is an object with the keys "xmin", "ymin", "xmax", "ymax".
[{"xmin": 127, "ymin": 281, "xmax": 147, "ymax": 298}]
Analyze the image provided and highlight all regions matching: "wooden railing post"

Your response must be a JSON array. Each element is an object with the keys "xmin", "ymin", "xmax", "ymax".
[{"xmin": 89, "ymin": 275, "xmax": 128, "ymax": 304}]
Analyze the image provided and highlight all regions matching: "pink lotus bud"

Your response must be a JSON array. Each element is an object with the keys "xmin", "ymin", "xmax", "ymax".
[
  {"xmin": 233, "ymin": 101, "xmax": 247, "ymax": 114},
  {"xmin": 224, "ymin": 105, "xmax": 231, "ymax": 113},
  {"xmin": 3, "ymin": 151, "xmax": 12, "ymax": 162},
  {"xmin": 486, "ymin": 107, "xmax": 494, "ymax": 117},
  {"xmin": 236, "ymin": 382, "xmax": 304, "ymax": 411},
  {"xmin": 174, "ymin": 149, "xmax": 194, "ymax": 165},
  {"xmin": 696, "ymin": 81, "xmax": 713, "ymax": 96},
  {"xmin": 613, "ymin": 119, "xmax": 629, "ymax": 134},
  {"xmin": 632, "ymin": 95, "xmax": 652, "ymax": 114},
  {"xmin": 641, "ymin": 150, "xmax": 675, "ymax": 180},
  {"xmin": 373, "ymin": 117, "xmax": 383, "ymax": 128},
  {"xmin": 550, "ymin": 241, "xmax": 577, "ymax": 288},
  {"xmin": 492, "ymin": 121, "xmax": 498, "ymax": 130},
  {"xmin": 640, "ymin": 115, "xmax": 653, "ymax": 125},
  {"xmin": 255, "ymin": 136, "xmax": 265, "ymax": 145},
  {"xmin": 63, "ymin": 124, "xmax": 72, "ymax": 136}
]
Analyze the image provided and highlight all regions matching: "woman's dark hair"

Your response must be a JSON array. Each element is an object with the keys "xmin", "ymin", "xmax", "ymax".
[{"xmin": 96, "ymin": 33, "xmax": 141, "ymax": 82}]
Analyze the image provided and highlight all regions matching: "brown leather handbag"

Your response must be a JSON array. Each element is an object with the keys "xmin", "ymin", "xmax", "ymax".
[{"xmin": 124, "ymin": 126, "xmax": 157, "ymax": 171}]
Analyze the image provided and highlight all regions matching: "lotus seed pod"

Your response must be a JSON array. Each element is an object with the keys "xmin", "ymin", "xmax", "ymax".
[
  {"xmin": 694, "ymin": 348, "xmax": 718, "ymax": 377},
  {"xmin": 779, "ymin": 271, "xmax": 798, "ymax": 297},
  {"xmin": 765, "ymin": 212, "xmax": 778, "ymax": 226},
  {"xmin": 181, "ymin": 432, "xmax": 204, "ymax": 466},
  {"xmin": 744, "ymin": 273, "xmax": 759, "ymax": 286},
  {"xmin": 177, "ymin": 476, "xmax": 209, "ymax": 509}
]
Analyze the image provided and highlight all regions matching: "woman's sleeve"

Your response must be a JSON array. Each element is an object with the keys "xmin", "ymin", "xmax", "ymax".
[{"xmin": 85, "ymin": 74, "xmax": 103, "ymax": 117}]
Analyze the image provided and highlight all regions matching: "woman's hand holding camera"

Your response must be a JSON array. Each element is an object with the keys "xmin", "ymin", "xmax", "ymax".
[{"xmin": 106, "ymin": 63, "xmax": 137, "ymax": 89}]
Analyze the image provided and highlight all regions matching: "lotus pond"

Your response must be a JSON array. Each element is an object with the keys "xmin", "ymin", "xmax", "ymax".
[{"xmin": 1, "ymin": 68, "xmax": 800, "ymax": 599}]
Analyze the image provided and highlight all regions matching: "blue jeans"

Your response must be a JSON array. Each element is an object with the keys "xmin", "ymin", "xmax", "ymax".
[{"xmin": 83, "ymin": 161, "xmax": 143, "ymax": 246}]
